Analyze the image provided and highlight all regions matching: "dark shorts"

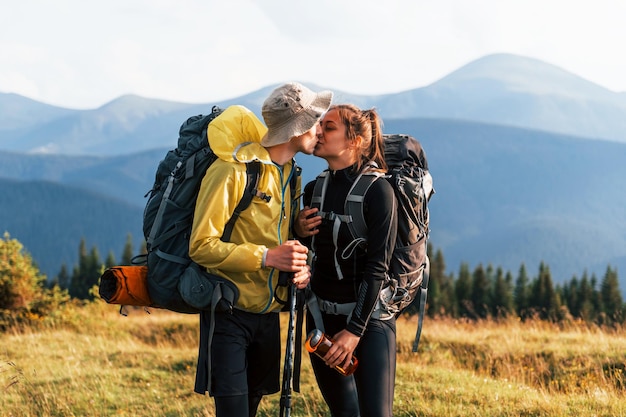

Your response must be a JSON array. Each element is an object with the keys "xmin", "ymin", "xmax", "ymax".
[{"xmin": 195, "ymin": 308, "xmax": 281, "ymax": 397}]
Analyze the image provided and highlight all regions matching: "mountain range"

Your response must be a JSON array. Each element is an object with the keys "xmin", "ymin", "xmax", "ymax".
[{"xmin": 1, "ymin": 53, "xmax": 625, "ymax": 292}]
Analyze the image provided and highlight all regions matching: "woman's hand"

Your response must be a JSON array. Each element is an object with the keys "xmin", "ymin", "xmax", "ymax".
[
  {"xmin": 294, "ymin": 206, "xmax": 322, "ymax": 237},
  {"xmin": 323, "ymin": 329, "xmax": 360, "ymax": 371}
]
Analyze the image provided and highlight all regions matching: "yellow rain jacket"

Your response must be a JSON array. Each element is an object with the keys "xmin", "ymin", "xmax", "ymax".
[{"xmin": 189, "ymin": 105, "xmax": 300, "ymax": 313}]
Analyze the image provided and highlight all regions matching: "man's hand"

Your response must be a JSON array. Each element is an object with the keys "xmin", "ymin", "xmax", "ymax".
[
  {"xmin": 265, "ymin": 240, "xmax": 309, "ymax": 272},
  {"xmin": 292, "ymin": 264, "xmax": 311, "ymax": 289}
]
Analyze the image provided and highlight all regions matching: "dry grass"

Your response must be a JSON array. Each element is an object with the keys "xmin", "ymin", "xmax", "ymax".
[{"xmin": 2, "ymin": 302, "xmax": 626, "ymax": 416}]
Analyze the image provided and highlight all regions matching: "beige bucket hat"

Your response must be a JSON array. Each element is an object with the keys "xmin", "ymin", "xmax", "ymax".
[{"xmin": 261, "ymin": 82, "xmax": 333, "ymax": 147}]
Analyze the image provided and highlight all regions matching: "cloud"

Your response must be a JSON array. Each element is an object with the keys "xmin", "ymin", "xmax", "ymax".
[{"xmin": 1, "ymin": 0, "xmax": 625, "ymax": 109}]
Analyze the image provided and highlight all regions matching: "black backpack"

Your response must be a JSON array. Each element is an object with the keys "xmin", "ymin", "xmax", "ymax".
[
  {"xmin": 310, "ymin": 134, "xmax": 434, "ymax": 351},
  {"xmin": 141, "ymin": 106, "xmax": 261, "ymax": 314}
]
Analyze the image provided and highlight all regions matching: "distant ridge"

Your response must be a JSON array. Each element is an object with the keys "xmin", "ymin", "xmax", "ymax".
[
  {"xmin": 2, "ymin": 53, "xmax": 626, "ymax": 156},
  {"xmin": 0, "ymin": 178, "xmax": 143, "ymax": 277}
]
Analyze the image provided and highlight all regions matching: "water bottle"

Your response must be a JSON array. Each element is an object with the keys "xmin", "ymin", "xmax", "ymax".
[{"xmin": 305, "ymin": 329, "xmax": 358, "ymax": 376}]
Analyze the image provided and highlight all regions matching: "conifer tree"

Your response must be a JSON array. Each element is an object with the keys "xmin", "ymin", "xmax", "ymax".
[
  {"xmin": 436, "ymin": 271, "xmax": 458, "ymax": 317},
  {"xmin": 565, "ymin": 276, "xmax": 580, "ymax": 317},
  {"xmin": 88, "ymin": 246, "xmax": 101, "ymax": 276},
  {"xmin": 514, "ymin": 263, "xmax": 531, "ymax": 319},
  {"xmin": 505, "ymin": 270, "xmax": 515, "ymax": 312},
  {"xmin": 455, "ymin": 263, "xmax": 473, "ymax": 318},
  {"xmin": 492, "ymin": 267, "xmax": 514, "ymax": 318},
  {"xmin": 121, "ymin": 233, "xmax": 134, "ymax": 265},
  {"xmin": 54, "ymin": 264, "xmax": 71, "ymax": 290},
  {"xmin": 78, "ymin": 238, "xmax": 89, "ymax": 275},
  {"xmin": 590, "ymin": 273, "xmax": 603, "ymax": 318},
  {"xmin": 600, "ymin": 266, "xmax": 623, "ymax": 323},
  {"xmin": 85, "ymin": 246, "xmax": 103, "ymax": 297},
  {"xmin": 425, "ymin": 246, "xmax": 445, "ymax": 316},
  {"xmin": 69, "ymin": 239, "xmax": 103, "ymax": 300},
  {"xmin": 105, "ymin": 251, "xmax": 116, "ymax": 268},
  {"xmin": 471, "ymin": 264, "xmax": 491, "ymax": 319},
  {"xmin": 577, "ymin": 272, "xmax": 596, "ymax": 321},
  {"xmin": 69, "ymin": 239, "xmax": 89, "ymax": 299},
  {"xmin": 530, "ymin": 262, "xmax": 559, "ymax": 320},
  {"xmin": 139, "ymin": 240, "xmax": 147, "ymax": 255}
]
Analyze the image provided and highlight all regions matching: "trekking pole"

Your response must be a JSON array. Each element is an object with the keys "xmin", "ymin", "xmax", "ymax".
[{"xmin": 280, "ymin": 273, "xmax": 297, "ymax": 417}]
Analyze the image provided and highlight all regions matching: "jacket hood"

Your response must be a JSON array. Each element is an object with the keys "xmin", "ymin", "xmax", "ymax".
[{"xmin": 207, "ymin": 105, "xmax": 271, "ymax": 164}]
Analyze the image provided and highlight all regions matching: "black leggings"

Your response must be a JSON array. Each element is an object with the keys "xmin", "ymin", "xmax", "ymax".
[{"xmin": 307, "ymin": 312, "xmax": 396, "ymax": 417}]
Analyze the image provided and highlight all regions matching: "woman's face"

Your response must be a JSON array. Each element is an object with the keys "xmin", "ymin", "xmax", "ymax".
[{"xmin": 314, "ymin": 109, "xmax": 355, "ymax": 168}]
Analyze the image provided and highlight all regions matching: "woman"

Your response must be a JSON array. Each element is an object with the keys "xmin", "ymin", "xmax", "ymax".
[{"xmin": 295, "ymin": 104, "xmax": 398, "ymax": 417}]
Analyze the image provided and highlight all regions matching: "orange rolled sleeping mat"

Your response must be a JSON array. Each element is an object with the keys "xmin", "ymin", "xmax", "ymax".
[{"xmin": 99, "ymin": 265, "xmax": 153, "ymax": 307}]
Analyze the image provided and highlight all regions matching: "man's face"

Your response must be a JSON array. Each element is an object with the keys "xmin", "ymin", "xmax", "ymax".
[{"xmin": 293, "ymin": 124, "xmax": 319, "ymax": 155}]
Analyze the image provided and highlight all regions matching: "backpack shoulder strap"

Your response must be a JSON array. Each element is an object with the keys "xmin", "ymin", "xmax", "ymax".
[
  {"xmin": 222, "ymin": 160, "xmax": 261, "ymax": 242},
  {"xmin": 290, "ymin": 161, "xmax": 301, "ymax": 196},
  {"xmin": 344, "ymin": 171, "xmax": 384, "ymax": 241},
  {"xmin": 308, "ymin": 171, "xmax": 327, "ymax": 270},
  {"xmin": 310, "ymin": 170, "xmax": 329, "ymax": 212},
  {"xmin": 289, "ymin": 161, "xmax": 302, "ymax": 227}
]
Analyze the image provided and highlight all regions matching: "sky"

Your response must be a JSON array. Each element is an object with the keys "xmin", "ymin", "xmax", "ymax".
[{"xmin": 1, "ymin": 0, "xmax": 625, "ymax": 110}]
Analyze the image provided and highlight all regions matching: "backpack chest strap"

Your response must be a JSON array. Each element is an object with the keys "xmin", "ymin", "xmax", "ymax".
[{"xmin": 317, "ymin": 210, "xmax": 351, "ymax": 223}]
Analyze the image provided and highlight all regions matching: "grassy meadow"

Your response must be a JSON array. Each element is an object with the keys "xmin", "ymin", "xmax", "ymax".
[{"xmin": 2, "ymin": 301, "xmax": 626, "ymax": 416}]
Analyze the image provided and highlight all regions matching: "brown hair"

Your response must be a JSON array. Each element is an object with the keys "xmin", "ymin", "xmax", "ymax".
[{"xmin": 329, "ymin": 104, "xmax": 386, "ymax": 173}]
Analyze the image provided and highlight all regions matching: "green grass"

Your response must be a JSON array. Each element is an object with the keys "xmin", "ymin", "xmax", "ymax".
[{"xmin": 2, "ymin": 302, "xmax": 626, "ymax": 416}]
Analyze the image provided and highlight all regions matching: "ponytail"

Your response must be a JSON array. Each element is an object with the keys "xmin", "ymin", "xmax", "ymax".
[{"xmin": 362, "ymin": 109, "xmax": 386, "ymax": 172}]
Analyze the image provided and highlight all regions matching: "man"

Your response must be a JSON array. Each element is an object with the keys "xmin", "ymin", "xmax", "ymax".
[{"xmin": 189, "ymin": 82, "xmax": 333, "ymax": 416}]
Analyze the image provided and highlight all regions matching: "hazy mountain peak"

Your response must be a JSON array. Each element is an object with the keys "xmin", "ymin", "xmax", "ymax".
[
  {"xmin": 436, "ymin": 53, "xmax": 614, "ymax": 99},
  {"xmin": 97, "ymin": 94, "xmax": 191, "ymax": 113},
  {"xmin": 0, "ymin": 92, "xmax": 77, "ymax": 131}
]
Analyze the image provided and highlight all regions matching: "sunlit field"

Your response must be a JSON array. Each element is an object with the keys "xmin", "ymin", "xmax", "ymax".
[{"xmin": 2, "ymin": 301, "xmax": 626, "ymax": 416}]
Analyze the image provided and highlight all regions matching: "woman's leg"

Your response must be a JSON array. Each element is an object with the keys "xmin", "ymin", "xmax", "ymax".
[
  {"xmin": 354, "ymin": 318, "xmax": 396, "ymax": 417},
  {"xmin": 307, "ymin": 312, "xmax": 360, "ymax": 417},
  {"xmin": 309, "ymin": 348, "xmax": 360, "ymax": 417}
]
